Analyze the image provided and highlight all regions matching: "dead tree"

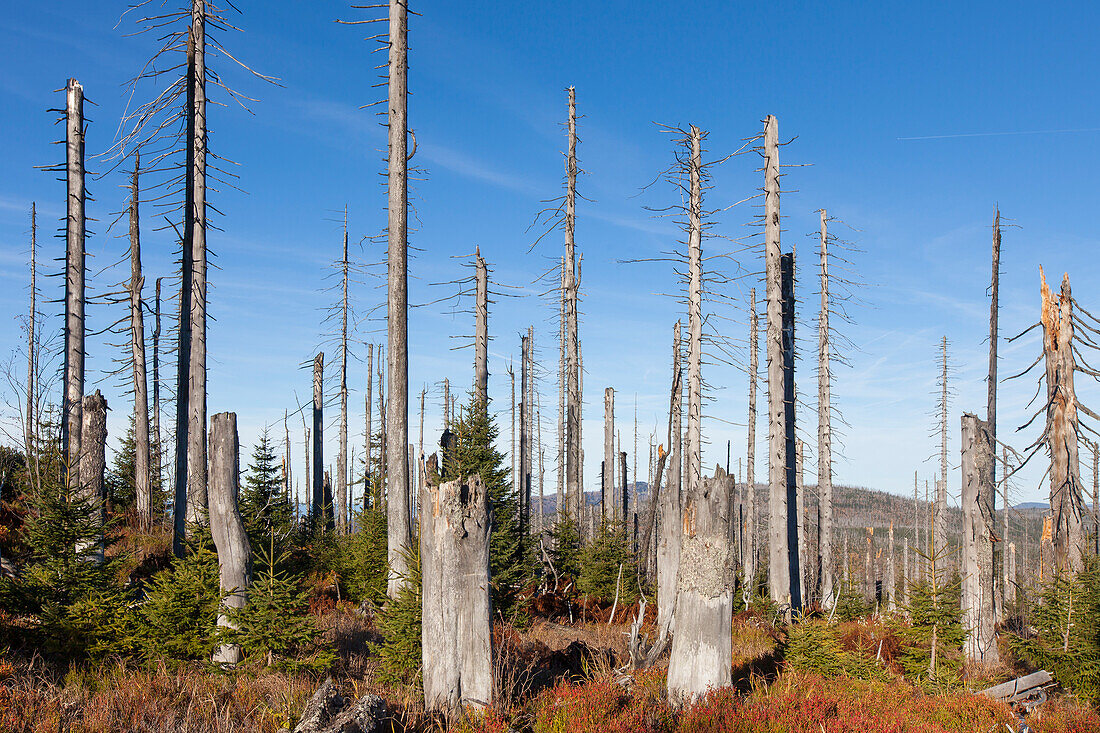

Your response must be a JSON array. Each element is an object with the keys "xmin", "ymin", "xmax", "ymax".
[
  {"xmin": 781, "ymin": 251, "xmax": 801, "ymax": 610},
  {"xmin": 385, "ymin": 0, "xmax": 412, "ymax": 599},
  {"xmin": 934, "ymin": 337, "xmax": 949, "ymax": 567},
  {"xmin": 520, "ymin": 334, "xmax": 530, "ymax": 536},
  {"xmin": 745, "ymin": 289, "xmax": 758, "ymax": 604},
  {"xmin": 1006, "ymin": 542, "xmax": 1017, "ymax": 607},
  {"xmin": 796, "ymin": 439, "xmax": 806, "ymax": 604},
  {"xmin": 961, "ymin": 413, "xmax": 999, "ymax": 664},
  {"xmin": 667, "ymin": 466, "xmax": 734, "ymax": 704},
  {"xmin": 557, "ymin": 256, "xmax": 566, "ymax": 520},
  {"xmin": 337, "ymin": 215, "xmax": 350, "ymax": 535},
  {"xmin": 63, "ymin": 78, "xmax": 86, "ymax": 487},
  {"xmin": 420, "ymin": 459, "xmax": 492, "ymax": 714},
  {"xmin": 817, "ymin": 211, "xmax": 835, "ymax": 607},
  {"xmin": 364, "ymin": 343, "xmax": 373, "ymax": 511},
  {"xmin": 686, "ymin": 126, "xmax": 703, "ymax": 506},
  {"xmin": 988, "ymin": 209, "xmax": 1002, "ymax": 611},
  {"xmin": 25, "ymin": 203, "xmax": 37, "ymax": 454},
  {"xmin": 312, "ymin": 353, "xmax": 327, "ymax": 530},
  {"xmin": 763, "ymin": 114, "xmax": 791, "ymax": 608},
  {"xmin": 563, "ymin": 88, "xmax": 583, "ymax": 527},
  {"xmin": 886, "ymin": 522, "xmax": 896, "ymax": 610},
  {"xmin": 475, "ymin": 248, "xmax": 488, "ymax": 405},
  {"xmin": 603, "ymin": 387, "xmax": 615, "ymax": 519},
  {"xmin": 209, "ymin": 412, "xmax": 252, "ymax": 667},
  {"xmin": 657, "ymin": 321, "xmax": 683, "ymax": 640},
  {"xmin": 128, "ymin": 156, "xmax": 153, "ymax": 530},
  {"xmin": 153, "ymin": 277, "xmax": 162, "ymax": 496},
  {"xmin": 78, "ymin": 391, "xmax": 108, "ymax": 563},
  {"xmin": 1039, "ymin": 270, "xmax": 1085, "ymax": 572}
]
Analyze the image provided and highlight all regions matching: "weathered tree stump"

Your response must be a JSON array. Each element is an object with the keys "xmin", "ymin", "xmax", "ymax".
[
  {"xmin": 420, "ymin": 459, "xmax": 492, "ymax": 713},
  {"xmin": 961, "ymin": 413, "xmax": 999, "ymax": 664},
  {"xmin": 209, "ymin": 411, "xmax": 252, "ymax": 667},
  {"xmin": 78, "ymin": 390, "xmax": 107, "ymax": 562},
  {"xmin": 667, "ymin": 465, "xmax": 733, "ymax": 703}
]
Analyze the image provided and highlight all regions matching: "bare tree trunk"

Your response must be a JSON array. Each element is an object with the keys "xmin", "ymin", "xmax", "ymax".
[
  {"xmin": 78, "ymin": 391, "xmax": 107, "ymax": 563},
  {"xmin": 365, "ymin": 343, "xmax": 373, "ymax": 512},
  {"xmin": 657, "ymin": 322, "xmax": 683, "ymax": 641},
  {"xmin": 686, "ymin": 126, "xmax": 703, "ymax": 508},
  {"xmin": 338, "ymin": 216, "xmax": 350, "ymax": 535},
  {"xmin": 961, "ymin": 412, "xmax": 999, "ymax": 664},
  {"xmin": 475, "ymin": 248, "xmax": 488, "ymax": 405},
  {"xmin": 153, "ymin": 278, "xmax": 162, "ymax": 504},
  {"xmin": 1040, "ymin": 269, "xmax": 1086, "ymax": 573},
  {"xmin": 1006, "ymin": 542, "xmax": 1017, "ymax": 608},
  {"xmin": 1002, "ymin": 447, "xmax": 1010, "ymax": 610},
  {"xmin": 184, "ymin": 0, "xmax": 209, "ymax": 533},
  {"xmin": 520, "ymin": 334, "xmax": 530, "ymax": 538},
  {"xmin": 887, "ymin": 522, "xmax": 896, "ymax": 610},
  {"xmin": 564, "ymin": 88, "xmax": 582, "ymax": 529},
  {"xmin": 903, "ymin": 537, "xmax": 910, "ymax": 607},
  {"xmin": 420, "ymin": 463, "xmax": 492, "ymax": 714},
  {"xmin": 129, "ymin": 156, "xmax": 152, "ymax": 531},
  {"xmin": 209, "ymin": 412, "xmax": 251, "ymax": 667},
  {"xmin": 745, "ymin": 289, "xmax": 758, "ymax": 605},
  {"xmin": 558, "ymin": 256, "xmax": 565, "ymax": 520},
  {"xmin": 667, "ymin": 466, "xmax": 733, "ymax": 704},
  {"xmin": 527, "ymin": 326, "xmax": 535, "ymax": 531},
  {"xmin": 509, "ymin": 365, "xmax": 515, "ymax": 501},
  {"xmin": 26, "ymin": 203, "xmax": 37, "ymax": 455},
  {"xmin": 796, "ymin": 439, "xmax": 806, "ymax": 605},
  {"xmin": 935, "ymin": 337, "xmax": 949, "ymax": 568},
  {"xmin": 313, "ymin": 353, "xmax": 326, "ymax": 530},
  {"xmin": 604, "ymin": 387, "xmax": 615, "ymax": 519},
  {"xmin": 385, "ymin": 0, "xmax": 412, "ymax": 599},
  {"xmin": 865, "ymin": 528, "xmax": 874, "ymax": 605},
  {"xmin": 64, "ymin": 78, "xmax": 86, "ymax": 495},
  {"xmin": 817, "ymin": 211, "xmax": 834, "ymax": 608},
  {"xmin": 763, "ymin": 115, "xmax": 790, "ymax": 608},
  {"xmin": 781, "ymin": 251, "xmax": 800, "ymax": 610}
]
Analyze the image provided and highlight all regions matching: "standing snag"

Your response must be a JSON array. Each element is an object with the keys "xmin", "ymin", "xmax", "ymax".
[
  {"xmin": 208, "ymin": 412, "xmax": 252, "ymax": 667},
  {"xmin": 129, "ymin": 155, "xmax": 153, "ymax": 531},
  {"xmin": 420, "ymin": 460, "xmax": 492, "ymax": 713},
  {"xmin": 961, "ymin": 413, "xmax": 999, "ymax": 664},
  {"xmin": 64, "ymin": 78, "xmax": 86, "ymax": 488},
  {"xmin": 78, "ymin": 391, "xmax": 108, "ymax": 563},
  {"xmin": 603, "ymin": 387, "xmax": 615, "ymax": 519},
  {"xmin": 667, "ymin": 466, "xmax": 733, "ymax": 703},
  {"xmin": 817, "ymin": 210, "xmax": 834, "ymax": 608},
  {"xmin": 657, "ymin": 322, "xmax": 683, "ymax": 641}
]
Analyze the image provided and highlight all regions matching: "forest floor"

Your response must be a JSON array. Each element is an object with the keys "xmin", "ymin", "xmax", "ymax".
[{"xmin": 2, "ymin": 603, "xmax": 1099, "ymax": 733}]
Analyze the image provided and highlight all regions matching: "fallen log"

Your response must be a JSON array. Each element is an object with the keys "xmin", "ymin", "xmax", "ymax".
[{"xmin": 979, "ymin": 670, "xmax": 1053, "ymax": 705}]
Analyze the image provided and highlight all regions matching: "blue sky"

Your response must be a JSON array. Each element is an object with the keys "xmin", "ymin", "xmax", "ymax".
[{"xmin": 2, "ymin": 1, "xmax": 1100, "ymax": 509}]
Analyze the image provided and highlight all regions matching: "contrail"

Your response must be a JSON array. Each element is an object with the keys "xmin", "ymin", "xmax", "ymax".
[{"xmin": 898, "ymin": 127, "xmax": 1100, "ymax": 141}]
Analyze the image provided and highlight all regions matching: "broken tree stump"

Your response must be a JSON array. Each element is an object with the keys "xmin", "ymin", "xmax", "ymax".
[
  {"xmin": 667, "ymin": 465, "xmax": 734, "ymax": 703},
  {"xmin": 209, "ymin": 411, "xmax": 252, "ymax": 667},
  {"xmin": 420, "ymin": 458, "xmax": 492, "ymax": 713}
]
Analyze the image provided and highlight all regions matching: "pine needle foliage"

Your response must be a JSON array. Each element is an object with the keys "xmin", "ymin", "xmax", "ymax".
[
  {"xmin": 549, "ymin": 511, "xmax": 582, "ymax": 580},
  {"xmin": 240, "ymin": 428, "xmax": 293, "ymax": 544},
  {"xmin": 578, "ymin": 519, "xmax": 636, "ymax": 604},
  {"xmin": 896, "ymin": 569, "xmax": 963, "ymax": 683},
  {"xmin": 226, "ymin": 534, "xmax": 334, "ymax": 672},
  {"xmin": 1010, "ymin": 558, "xmax": 1100, "ymax": 704},
  {"xmin": 784, "ymin": 619, "xmax": 886, "ymax": 680},
  {"xmin": 444, "ymin": 393, "xmax": 528, "ymax": 615},
  {"xmin": 372, "ymin": 543, "xmax": 422, "ymax": 687}
]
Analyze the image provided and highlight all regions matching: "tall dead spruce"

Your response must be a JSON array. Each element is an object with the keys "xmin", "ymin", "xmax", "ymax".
[
  {"xmin": 386, "ymin": 0, "xmax": 412, "ymax": 597},
  {"xmin": 129, "ymin": 156, "xmax": 153, "ymax": 530},
  {"xmin": 657, "ymin": 322, "xmax": 683, "ymax": 640},
  {"xmin": 420, "ymin": 458, "xmax": 492, "ymax": 714},
  {"xmin": 817, "ymin": 211, "xmax": 834, "ymax": 607},
  {"xmin": 63, "ymin": 78, "xmax": 86, "ymax": 486},
  {"xmin": 667, "ymin": 466, "xmax": 734, "ymax": 703},
  {"xmin": 744, "ymin": 289, "xmax": 758, "ymax": 605},
  {"xmin": 564, "ymin": 88, "xmax": 583, "ymax": 527}
]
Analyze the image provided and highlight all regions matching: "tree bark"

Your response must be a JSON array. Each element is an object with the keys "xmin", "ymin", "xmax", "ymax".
[
  {"xmin": 796, "ymin": 439, "xmax": 806, "ymax": 605},
  {"xmin": 1040, "ymin": 268, "xmax": 1086, "ymax": 573},
  {"xmin": 817, "ymin": 211, "xmax": 834, "ymax": 607},
  {"xmin": 26, "ymin": 203, "xmax": 37, "ymax": 458},
  {"xmin": 520, "ymin": 334, "xmax": 530, "ymax": 536},
  {"xmin": 961, "ymin": 412, "xmax": 999, "ymax": 664},
  {"xmin": 886, "ymin": 522, "xmax": 896, "ymax": 610},
  {"xmin": 129, "ymin": 156, "xmax": 153, "ymax": 531},
  {"xmin": 78, "ymin": 391, "xmax": 107, "ymax": 563},
  {"xmin": 667, "ymin": 466, "xmax": 733, "ymax": 704},
  {"xmin": 658, "ymin": 321, "xmax": 683, "ymax": 639},
  {"xmin": 64, "ymin": 78, "xmax": 86, "ymax": 495},
  {"xmin": 557, "ymin": 256, "xmax": 566, "ymax": 520},
  {"xmin": 420, "ymin": 464, "xmax": 492, "ymax": 714},
  {"xmin": 209, "ymin": 412, "xmax": 252, "ymax": 667},
  {"xmin": 153, "ymin": 277, "xmax": 162, "ymax": 505},
  {"xmin": 365, "ymin": 343, "xmax": 373, "ymax": 512},
  {"xmin": 764, "ymin": 115, "xmax": 790, "ymax": 608},
  {"xmin": 474, "ymin": 248, "xmax": 488, "ymax": 406},
  {"xmin": 385, "ymin": 0, "xmax": 412, "ymax": 599}
]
